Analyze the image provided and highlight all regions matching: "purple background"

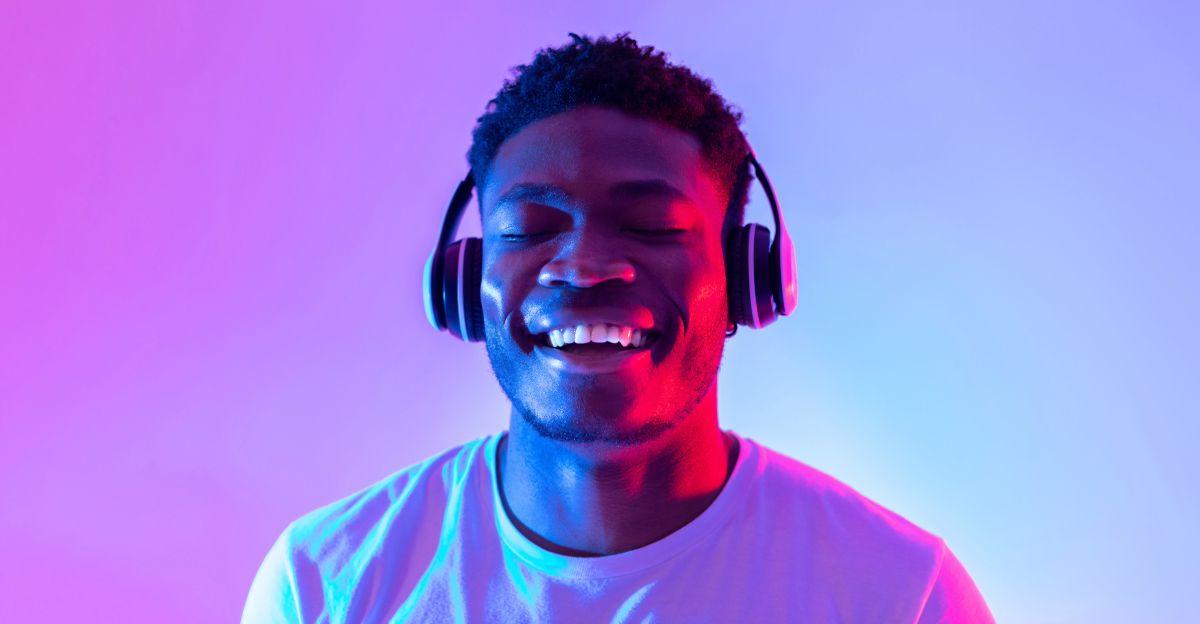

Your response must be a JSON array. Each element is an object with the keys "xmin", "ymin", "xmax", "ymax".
[{"xmin": 2, "ymin": 1, "xmax": 1197, "ymax": 622}]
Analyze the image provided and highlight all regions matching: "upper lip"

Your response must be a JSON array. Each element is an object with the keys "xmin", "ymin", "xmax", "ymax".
[{"xmin": 523, "ymin": 307, "xmax": 656, "ymax": 335}]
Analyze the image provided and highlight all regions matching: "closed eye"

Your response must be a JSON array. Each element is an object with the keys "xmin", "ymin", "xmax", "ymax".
[
  {"xmin": 623, "ymin": 227, "xmax": 688, "ymax": 236},
  {"xmin": 499, "ymin": 231, "xmax": 557, "ymax": 242}
]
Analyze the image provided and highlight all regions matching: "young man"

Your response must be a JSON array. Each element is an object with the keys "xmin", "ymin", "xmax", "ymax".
[{"xmin": 243, "ymin": 34, "xmax": 994, "ymax": 623}]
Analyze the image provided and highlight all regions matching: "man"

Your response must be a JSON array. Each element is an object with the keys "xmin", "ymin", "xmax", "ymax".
[{"xmin": 243, "ymin": 34, "xmax": 994, "ymax": 623}]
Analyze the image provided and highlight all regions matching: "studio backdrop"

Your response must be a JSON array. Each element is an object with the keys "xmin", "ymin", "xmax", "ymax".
[{"xmin": 1, "ymin": 1, "xmax": 1197, "ymax": 622}]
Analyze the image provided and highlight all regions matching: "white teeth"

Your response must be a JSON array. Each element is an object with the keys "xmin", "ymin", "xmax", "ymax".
[{"xmin": 542, "ymin": 323, "xmax": 649, "ymax": 349}]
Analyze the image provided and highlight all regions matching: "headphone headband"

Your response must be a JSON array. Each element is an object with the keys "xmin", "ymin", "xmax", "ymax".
[{"xmin": 747, "ymin": 150, "xmax": 799, "ymax": 316}]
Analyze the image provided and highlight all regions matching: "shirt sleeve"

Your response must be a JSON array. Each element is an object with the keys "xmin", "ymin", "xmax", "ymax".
[
  {"xmin": 241, "ymin": 531, "xmax": 304, "ymax": 624},
  {"xmin": 915, "ymin": 545, "xmax": 996, "ymax": 624}
]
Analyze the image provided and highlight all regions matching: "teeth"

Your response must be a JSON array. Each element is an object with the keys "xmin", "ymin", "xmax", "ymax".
[{"xmin": 541, "ymin": 323, "xmax": 649, "ymax": 350}]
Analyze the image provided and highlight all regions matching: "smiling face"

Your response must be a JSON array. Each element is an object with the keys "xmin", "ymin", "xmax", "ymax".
[{"xmin": 480, "ymin": 107, "xmax": 731, "ymax": 444}]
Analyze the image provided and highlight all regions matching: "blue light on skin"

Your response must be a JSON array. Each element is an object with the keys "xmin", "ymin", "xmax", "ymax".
[{"xmin": 479, "ymin": 106, "xmax": 740, "ymax": 557}]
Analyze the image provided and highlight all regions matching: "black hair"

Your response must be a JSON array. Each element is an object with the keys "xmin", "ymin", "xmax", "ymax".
[{"xmin": 467, "ymin": 33, "xmax": 753, "ymax": 234}]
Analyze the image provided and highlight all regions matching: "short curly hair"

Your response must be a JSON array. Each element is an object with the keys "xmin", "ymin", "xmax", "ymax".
[{"xmin": 468, "ymin": 33, "xmax": 753, "ymax": 234}]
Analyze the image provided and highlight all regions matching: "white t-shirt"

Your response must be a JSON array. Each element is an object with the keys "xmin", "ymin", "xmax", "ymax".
[{"xmin": 243, "ymin": 432, "xmax": 994, "ymax": 623}]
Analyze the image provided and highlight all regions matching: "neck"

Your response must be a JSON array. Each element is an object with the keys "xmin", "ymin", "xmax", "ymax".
[{"xmin": 497, "ymin": 386, "xmax": 737, "ymax": 557}]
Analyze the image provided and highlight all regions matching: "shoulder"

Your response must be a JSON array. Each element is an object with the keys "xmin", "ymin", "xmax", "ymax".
[
  {"xmin": 241, "ymin": 435, "xmax": 497, "ymax": 623},
  {"xmin": 918, "ymin": 547, "xmax": 996, "ymax": 624},
  {"xmin": 750, "ymin": 440, "xmax": 943, "ymax": 549},
  {"xmin": 757, "ymin": 442, "xmax": 941, "ymax": 547},
  {"xmin": 738, "ymin": 438, "xmax": 951, "ymax": 614},
  {"xmin": 284, "ymin": 434, "xmax": 494, "ymax": 564}
]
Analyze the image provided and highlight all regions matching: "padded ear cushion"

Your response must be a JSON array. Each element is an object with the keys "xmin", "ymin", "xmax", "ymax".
[
  {"xmin": 464, "ymin": 237, "xmax": 485, "ymax": 342},
  {"xmin": 726, "ymin": 227, "xmax": 747, "ymax": 327},
  {"xmin": 441, "ymin": 240, "xmax": 463, "ymax": 339}
]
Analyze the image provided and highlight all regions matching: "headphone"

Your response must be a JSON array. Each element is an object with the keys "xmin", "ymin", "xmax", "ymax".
[{"xmin": 423, "ymin": 150, "xmax": 798, "ymax": 342}]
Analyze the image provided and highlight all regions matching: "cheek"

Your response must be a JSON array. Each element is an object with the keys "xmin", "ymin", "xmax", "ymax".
[
  {"xmin": 481, "ymin": 250, "xmax": 539, "ymax": 324},
  {"xmin": 676, "ymin": 241, "xmax": 730, "ymax": 318},
  {"xmin": 481, "ymin": 254, "xmax": 541, "ymax": 354},
  {"xmin": 481, "ymin": 263, "xmax": 517, "ymax": 324},
  {"xmin": 479, "ymin": 274, "xmax": 504, "ymax": 320},
  {"xmin": 691, "ymin": 272, "xmax": 730, "ymax": 328}
]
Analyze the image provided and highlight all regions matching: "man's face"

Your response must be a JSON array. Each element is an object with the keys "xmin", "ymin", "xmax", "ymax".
[{"xmin": 480, "ymin": 106, "xmax": 730, "ymax": 444}]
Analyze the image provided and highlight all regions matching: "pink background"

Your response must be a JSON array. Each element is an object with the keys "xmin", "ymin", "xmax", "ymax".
[{"xmin": 2, "ymin": 1, "xmax": 1197, "ymax": 622}]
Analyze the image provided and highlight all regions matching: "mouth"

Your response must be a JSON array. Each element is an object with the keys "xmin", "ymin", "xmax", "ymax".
[{"xmin": 535, "ymin": 322, "xmax": 659, "ymax": 353}]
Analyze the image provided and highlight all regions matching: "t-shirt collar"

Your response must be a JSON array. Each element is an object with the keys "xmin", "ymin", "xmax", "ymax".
[{"xmin": 484, "ymin": 430, "xmax": 761, "ymax": 580}]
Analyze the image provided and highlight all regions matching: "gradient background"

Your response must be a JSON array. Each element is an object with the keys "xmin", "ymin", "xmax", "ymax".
[{"xmin": 2, "ymin": 1, "xmax": 1197, "ymax": 622}]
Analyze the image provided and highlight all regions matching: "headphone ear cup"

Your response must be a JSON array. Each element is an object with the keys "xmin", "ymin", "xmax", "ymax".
[
  {"xmin": 441, "ymin": 237, "xmax": 484, "ymax": 342},
  {"xmin": 729, "ymin": 223, "xmax": 777, "ymax": 329},
  {"xmin": 424, "ymin": 247, "xmax": 445, "ymax": 331}
]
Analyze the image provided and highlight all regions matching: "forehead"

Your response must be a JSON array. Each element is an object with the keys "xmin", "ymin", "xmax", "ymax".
[{"xmin": 481, "ymin": 107, "xmax": 720, "ymax": 213}]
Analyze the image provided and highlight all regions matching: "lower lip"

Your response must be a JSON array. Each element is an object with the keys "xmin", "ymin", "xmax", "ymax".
[{"xmin": 535, "ymin": 344, "xmax": 651, "ymax": 374}]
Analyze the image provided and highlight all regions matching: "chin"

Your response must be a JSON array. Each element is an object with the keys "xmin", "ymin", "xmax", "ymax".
[
  {"xmin": 496, "ymin": 363, "xmax": 669, "ymax": 444},
  {"xmin": 484, "ymin": 312, "xmax": 726, "ymax": 446},
  {"xmin": 513, "ymin": 403, "xmax": 676, "ymax": 446},
  {"xmin": 495, "ymin": 364, "xmax": 714, "ymax": 447}
]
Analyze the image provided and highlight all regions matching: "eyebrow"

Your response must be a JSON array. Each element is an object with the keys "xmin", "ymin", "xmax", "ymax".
[
  {"xmin": 493, "ymin": 184, "xmax": 571, "ymax": 209},
  {"xmin": 608, "ymin": 179, "xmax": 692, "ymax": 204}
]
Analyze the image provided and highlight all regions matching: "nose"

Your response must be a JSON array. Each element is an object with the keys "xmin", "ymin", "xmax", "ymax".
[{"xmin": 537, "ymin": 232, "xmax": 635, "ymax": 288}]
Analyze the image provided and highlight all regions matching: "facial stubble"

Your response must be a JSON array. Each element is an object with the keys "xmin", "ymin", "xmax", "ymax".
[{"xmin": 485, "ymin": 310, "xmax": 728, "ymax": 446}]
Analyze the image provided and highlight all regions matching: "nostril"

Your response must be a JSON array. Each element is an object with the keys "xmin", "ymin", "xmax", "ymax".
[
  {"xmin": 537, "ymin": 268, "xmax": 567, "ymax": 288},
  {"xmin": 538, "ymin": 259, "xmax": 635, "ymax": 288}
]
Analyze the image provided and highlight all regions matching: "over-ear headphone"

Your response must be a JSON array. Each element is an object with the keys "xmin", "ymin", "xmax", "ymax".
[
  {"xmin": 423, "ymin": 150, "xmax": 798, "ymax": 342},
  {"xmin": 727, "ymin": 150, "xmax": 799, "ymax": 330},
  {"xmin": 423, "ymin": 171, "xmax": 485, "ymax": 342}
]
